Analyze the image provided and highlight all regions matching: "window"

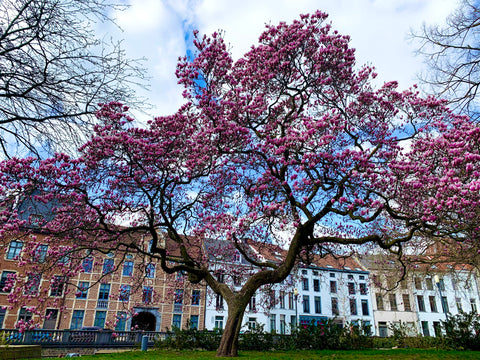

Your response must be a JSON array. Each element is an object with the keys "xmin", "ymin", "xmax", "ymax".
[
  {"xmin": 103, "ymin": 259, "xmax": 114, "ymax": 274},
  {"xmin": 290, "ymin": 315, "xmax": 296, "ymax": 330},
  {"xmin": 313, "ymin": 279, "xmax": 320, "ymax": 292},
  {"xmin": 330, "ymin": 273, "xmax": 335, "ymax": 278},
  {"xmin": 270, "ymin": 314, "xmax": 276, "ymax": 333},
  {"xmin": 176, "ymin": 270, "xmax": 185, "ymax": 282},
  {"xmin": 378, "ymin": 322, "xmax": 388, "ymax": 337},
  {"xmin": 122, "ymin": 261, "xmax": 133, "ymax": 276},
  {"xmin": 361, "ymin": 299, "xmax": 369, "ymax": 315},
  {"xmin": 145, "ymin": 263, "xmax": 155, "ymax": 278},
  {"xmin": 414, "ymin": 277, "xmax": 422, "ymax": 290},
  {"xmin": 214, "ymin": 316, "xmax": 224, "ymax": 329},
  {"xmin": 0, "ymin": 271, "xmax": 15, "ymax": 293},
  {"xmin": 279, "ymin": 291, "xmax": 285, "ymax": 309},
  {"xmin": 421, "ymin": 321, "xmax": 430, "ymax": 337},
  {"xmin": 216, "ymin": 271, "xmax": 225, "ymax": 283},
  {"xmin": 348, "ymin": 274, "xmax": 353, "ymax": 280},
  {"xmin": 331, "ymin": 298, "xmax": 339, "ymax": 315},
  {"xmin": 314, "ymin": 296, "xmax": 321, "ymax": 314},
  {"xmin": 190, "ymin": 315, "xmax": 199, "ymax": 330},
  {"xmin": 56, "ymin": 248, "xmax": 70, "ymax": 265},
  {"xmin": 303, "ymin": 295, "xmax": 310, "ymax": 313},
  {"xmin": 233, "ymin": 276, "xmax": 241, "ymax": 286},
  {"xmin": 70, "ymin": 310, "xmax": 84, "ymax": 329},
  {"xmin": 233, "ymin": 251, "xmax": 240, "ymax": 263},
  {"xmin": 50, "ymin": 276, "xmax": 65, "ymax": 297},
  {"xmin": 269, "ymin": 290, "xmax": 275, "ymax": 307},
  {"xmin": 82, "ymin": 257, "xmax": 93, "ymax": 273},
  {"xmin": 438, "ymin": 278, "xmax": 445, "ymax": 291},
  {"xmin": 389, "ymin": 294, "xmax": 398, "ymax": 311},
  {"xmin": 175, "ymin": 289, "xmax": 184, "ymax": 304},
  {"xmin": 44, "ymin": 309, "xmax": 59, "ymax": 331},
  {"xmin": 6, "ymin": 241, "xmax": 23, "ymax": 259},
  {"xmin": 247, "ymin": 317, "xmax": 256, "ymax": 330},
  {"xmin": 94, "ymin": 311, "xmax": 106, "ymax": 328},
  {"xmin": 348, "ymin": 282, "xmax": 355, "ymax": 295},
  {"xmin": 34, "ymin": 245, "xmax": 48, "ymax": 263},
  {"xmin": 248, "ymin": 296, "xmax": 256, "ymax": 312},
  {"xmin": 433, "ymin": 321, "xmax": 442, "ymax": 337},
  {"xmin": 359, "ymin": 283, "xmax": 367, "ymax": 295},
  {"xmin": 330, "ymin": 281, "xmax": 337, "ymax": 293},
  {"xmin": 302, "ymin": 278, "xmax": 309, "ymax": 291},
  {"xmin": 429, "ymin": 296, "xmax": 438, "ymax": 312},
  {"xmin": 119, "ymin": 285, "xmax": 131, "ymax": 302},
  {"xmin": 191, "ymin": 290, "xmax": 201, "ymax": 305},
  {"xmin": 441, "ymin": 296, "xmax": 449, "ymax": 313},
  {"xmin": 350, "ymin": 298, "xmax": 357, "ymax": 315},
  {"xmin": 288, "ymin": 292, "xmax": 294, "ymax": 309},
  {"xmin": 18, "ymin": 307, "xmax": 32, "ymax": 323},
  {"xmin": 216, "ymin": 294, "xmax": 224, "ymax": 310},
  {"xmin": 98, "ymin": 283, "xmax": 110, "ymax": 300},
  {"xmin": 115, "ymin": 312, "xmax": 127, "ymax": 331},
  {"xmin": 376, "ymin": 293, "xmax": 384, "ymax": 310},
  {"xmin": 403, "ymin": 294, "xmax": 411, "ymax": 311},
  {"xmin": 471, "ymin": 298, "xmax": 477, "ymax": 313},
  {"xmin": 143, "ymin": 286, "xmax": 153, "ymax": 304},
  {"xmin": 456, "ymin": 298, "xmax": 463, "ymax": 312},
  {"xmin": 426, "ymin": 278, "xmax": 434, "ymax": 290},
  {"xmin": 280, "ymin": 315, "xmax": 287, "ymax": 334},
  {"xmin": 302, "ymin": 270, "xmax": 307, "ymax": 275},
  {"xmin": 172, "ymin": 314, "xmax": 182, "ymax": 329},
  {"xmin": 417, "ymin": 295, "xmax": 426, "ymax": 312},
  {"xmin": 76, "ymin": 282, "xmax": 89, "ymax": 299},
  {"xmin": 0, "ymin": 308, "xmax": 5, "ymax": 328}
]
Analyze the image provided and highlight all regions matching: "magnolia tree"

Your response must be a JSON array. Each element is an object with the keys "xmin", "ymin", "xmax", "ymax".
[{"xmin": 1, "ymin": 12, "xmax": 479, "ymax": 356}]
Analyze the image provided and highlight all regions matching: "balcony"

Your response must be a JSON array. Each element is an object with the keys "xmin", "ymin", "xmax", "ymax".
[{"xmin": 97, "ymin": 300, "xmax": 109, "ymax": 309}]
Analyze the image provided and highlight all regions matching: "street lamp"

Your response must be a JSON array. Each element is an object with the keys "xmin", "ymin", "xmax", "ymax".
[
  {"xmin": 434, "ymin": 275, "xmax": 448, "ymax": 320},
  {"xmin": 294, "ymin": 288, "xmax": 299, "ymax": 329}
]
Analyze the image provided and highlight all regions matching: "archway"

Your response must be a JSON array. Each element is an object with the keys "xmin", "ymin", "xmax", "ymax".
[{"xmin": 131, "ymin": 311, "xmax": 156, "ymax": 331}]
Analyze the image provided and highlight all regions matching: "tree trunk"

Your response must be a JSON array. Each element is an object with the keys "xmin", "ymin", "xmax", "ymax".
[{"xmin": 216, "ymin": 304, "xmax": 245, "ymax": 357}]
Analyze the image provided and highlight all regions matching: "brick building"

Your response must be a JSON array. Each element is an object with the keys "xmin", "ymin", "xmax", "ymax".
[{"xmin": 0, "ymin": 232, "xmax": 207, "ymax": 332}]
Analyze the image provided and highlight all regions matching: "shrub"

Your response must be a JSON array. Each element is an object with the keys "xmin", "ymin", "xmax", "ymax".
[
  {"xmin": 239, "ymin": 323, "xmax": 274, "ymax": 351},
  {"xmin": 443, "ymin": 311, "xmax": 480, "ymax": 350}
]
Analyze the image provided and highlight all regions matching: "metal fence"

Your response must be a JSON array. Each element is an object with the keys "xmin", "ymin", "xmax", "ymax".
[{"xmin": 0, "ymin": 329, "xmax": 167, "ymax": 348}]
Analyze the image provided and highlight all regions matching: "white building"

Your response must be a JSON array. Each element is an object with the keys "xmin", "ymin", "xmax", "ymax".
[
  {"xmin": 359, "ymin": 254, "xmax": 480, "ymax": 338},
  {"xmin": 412, "ymin": 267, "xmax": 480, "ymax": 337},
  {"xmin": 205, "ymin": 249, "xmax": 375, "ymax": 335}
]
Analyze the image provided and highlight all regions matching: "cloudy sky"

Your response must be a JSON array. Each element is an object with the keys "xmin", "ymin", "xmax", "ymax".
[{"xmin": 107, "ymin": 0, "xmax": 459, "ymax": 120}]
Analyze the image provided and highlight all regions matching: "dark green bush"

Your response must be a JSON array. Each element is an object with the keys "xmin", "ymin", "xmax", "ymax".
[
  {"xmin": 443, "ymin": 311, "xmax": 480, "ymax": 350},
  {"xmin": 156, "ymin": 316, "xmax": 480, "ymax": 352},
  {"xmin": 238, "ymin": 323, "xmax": 274, "ymax": 351}
]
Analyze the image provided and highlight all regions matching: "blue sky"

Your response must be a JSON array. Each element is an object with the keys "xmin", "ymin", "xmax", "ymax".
[{"xmin": 107, "ymin": 0, "xmax": 459, "ymax": 121}]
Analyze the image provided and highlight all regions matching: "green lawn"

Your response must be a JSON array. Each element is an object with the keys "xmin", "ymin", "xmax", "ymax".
[{"xmin": 74, "ymin": 349, "xmax": 480, "ymax": 360}]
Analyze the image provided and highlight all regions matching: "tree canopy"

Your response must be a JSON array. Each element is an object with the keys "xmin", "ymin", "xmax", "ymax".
[
  {"xmin": 414, "ymin": 0, "xmax": 480, "ymax": 119},
  {"xmin": 1, "ymin": 11, "xmax": 479, "ymax": 356},
  {"xmin": 0, "ymin": 0, "xmax": 147, "ymax": 158}
]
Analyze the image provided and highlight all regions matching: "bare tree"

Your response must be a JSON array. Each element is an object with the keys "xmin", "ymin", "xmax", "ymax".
[
  {"xmin": 0, "ymin": 0, "xmax": 147, "ymax": 158},
  {"xmin": 413, "ymin": 0, "xmax": 480, "ymax": 119}
]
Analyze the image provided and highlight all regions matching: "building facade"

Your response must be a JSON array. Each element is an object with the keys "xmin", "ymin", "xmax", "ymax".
[{"xmin": 0, "ymin": 233, "xmax": 207, "ymax": 332}]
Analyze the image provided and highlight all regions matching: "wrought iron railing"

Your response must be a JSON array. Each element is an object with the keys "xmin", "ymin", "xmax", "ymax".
[{"xmin": 0, "ymin": 329, "xmax": 167, "ymax": 348}]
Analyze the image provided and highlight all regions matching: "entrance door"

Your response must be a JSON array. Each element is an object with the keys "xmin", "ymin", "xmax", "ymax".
[{"xmin": 131, "ymin": 311, "xmax": 156, "ymax": 331}]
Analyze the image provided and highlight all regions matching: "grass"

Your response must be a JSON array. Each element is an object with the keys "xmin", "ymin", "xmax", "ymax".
[{"xmin": 73, "ymin": 348, "xmax": 480, "ymax": 360}]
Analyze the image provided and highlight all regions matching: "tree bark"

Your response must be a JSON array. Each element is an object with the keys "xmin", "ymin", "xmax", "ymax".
[{"xmin": 216, "ymin": 304, "xmax": 245, "ymax": 357}]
